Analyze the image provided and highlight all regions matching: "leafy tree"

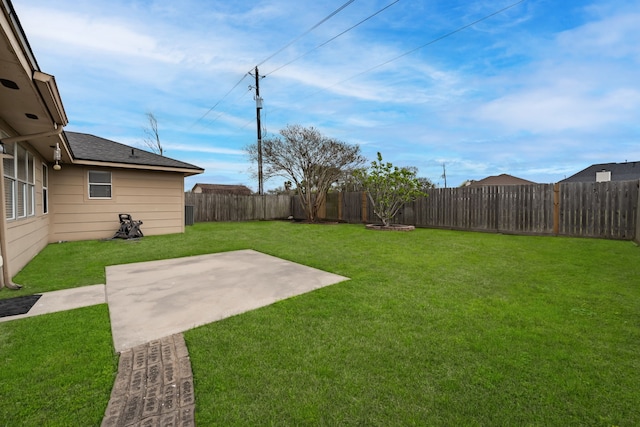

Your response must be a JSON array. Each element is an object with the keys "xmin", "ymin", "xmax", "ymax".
[
  {"xmin": 333, "ymin": 170, "xmax": 364, "ymax": 192},
  {"xmin": 247, "ymin": 124, "xmax": 365, "ymax": 222},
  {"xmin": 404, "ymin": 167, "xmax": 437, "ymax": 190},
  {"xmin": 417, "ymin": 176, "xmax": 437, "ymax": 191},
  {"xmin": 354, "ymin": 152, "xmax": 427, "ymax": 226}
]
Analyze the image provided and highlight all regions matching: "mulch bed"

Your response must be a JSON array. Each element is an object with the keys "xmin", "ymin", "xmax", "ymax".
[
  {"xmin": 365, "ymin": 224, "xmax": 415, "ymax": 231},
  {"xmin": 0, "ymin": 294, "xmax": 42, "ymax": 318}
]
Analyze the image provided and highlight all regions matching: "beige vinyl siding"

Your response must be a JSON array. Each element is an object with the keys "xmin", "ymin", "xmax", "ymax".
[
  {"xmin": 49, "ymin": 166, "xmax": 185, "ymax": 242},
  {"xmin": 3, "ymin": 144, "xmax": 49, "ymax": 277},
  {"xmin": 5, "ymin": 215, "xmax": 49, "ymax": 277}
]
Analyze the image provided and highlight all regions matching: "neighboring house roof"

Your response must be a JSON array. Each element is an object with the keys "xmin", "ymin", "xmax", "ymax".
[
  {"xmin": 467, "ymin": 174, "xmax": 537, "ymax": 187},
  {"xmin": 560, "ymin": 161, "xmax": 640, "ymax": 183},
  {"xmin": 65, "ymin": 131, "xmax": 203, "ymax": 176},
  {"xmin": 192, "ymin": 183, "xmax": 253, "ymax": 195}
]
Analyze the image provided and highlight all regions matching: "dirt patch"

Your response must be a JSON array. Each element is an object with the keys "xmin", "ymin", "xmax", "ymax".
[{"xmin": 291, "ymin": 219, "xmax": 340, "ymax": 225}]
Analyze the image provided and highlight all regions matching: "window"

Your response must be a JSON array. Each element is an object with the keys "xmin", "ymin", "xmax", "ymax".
[
  {"xmin": 88, "ymin": 171, "xmax": 112, "ymax": 198},
  {"xmin": 42, "ymin": 164, "xmax": 48, "ymax": 214},
  {"xmin": 3, "ymin": 143, "xmax": 15, "ymax": 220},
  {"xmin": 3, "ymin": 142, "xmax": 35, "ymax": 220}
]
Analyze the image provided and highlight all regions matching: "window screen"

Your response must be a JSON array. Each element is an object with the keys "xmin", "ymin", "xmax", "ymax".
[{"xmin": 89, "ymin": 171, "xmax": 112, "ymax": 198}]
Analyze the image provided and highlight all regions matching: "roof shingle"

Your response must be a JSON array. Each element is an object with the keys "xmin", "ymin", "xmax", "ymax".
[
  {"xmin": 65, "ymin": 131, "xmax": 203, "ymax": 172},
  {"xmin": 467, "ymin": 174, "xmax": 536, "ymax": 187},
  {"xmin": 561, "ymin": 161, "xmax": 640, "ymax": 182},
  {"xmin": 192, "ymin": 183, "xmax": 253, "ymax": 195}
]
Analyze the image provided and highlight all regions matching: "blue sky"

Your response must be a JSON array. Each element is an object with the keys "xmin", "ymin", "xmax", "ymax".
[{"xmin": 13, "ymin": 0, "xmax": 640, "ymax": 190}]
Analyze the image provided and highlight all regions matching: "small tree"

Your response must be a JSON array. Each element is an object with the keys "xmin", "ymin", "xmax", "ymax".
[
  {"xmin": 354, "ymin": 152, "xmax": 427, "ymax": 226},
  {"xmin": 247, "ymin": 124, "xmax": 365, "ymax": 222},
  {"xmin": 143, "ymin": 112, "xmax": 163, "ymax": 156}
]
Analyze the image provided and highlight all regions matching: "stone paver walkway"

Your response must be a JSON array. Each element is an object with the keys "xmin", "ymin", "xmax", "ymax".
[{"xmin": 101, "ymin": 334, "xmax": 195, "ymax": 427}]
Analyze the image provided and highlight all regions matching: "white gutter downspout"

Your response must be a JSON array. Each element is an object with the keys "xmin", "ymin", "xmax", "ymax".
[{"xmin": 0, "ymin": 123, "xmax": 64, "ymax": 290}]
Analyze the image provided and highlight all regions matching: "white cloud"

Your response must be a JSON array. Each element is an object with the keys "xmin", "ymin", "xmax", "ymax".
[
  {"xmin": 18, "ymin": 7, "xmax": 180, "ymax": 63},
  {"xmin": 472, "ymin": 5, "xmax": 640, "ymax": 135},
  {"xmin": 167, "ymin": 143, "xmax": 245, "ymax": 156},
  {"xmin": 477, "ymin": 87, "xmax": 640, "ymax": 133}
]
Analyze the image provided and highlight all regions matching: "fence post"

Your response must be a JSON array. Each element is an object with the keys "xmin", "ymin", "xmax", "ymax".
[
  {"xmin": 635, "ymin": 179, "xmax": 640, "ymax": 244},
  {"xmin": 361, "ymin": 192, "xmax": 368, "ymax": 223},
  {"xmin": 338, "ymin": 191, "xmax": 343, "ymax": 221},
  {"xmin": 553, "ymin": 183, "xmax": 560, "ymax": 236}
]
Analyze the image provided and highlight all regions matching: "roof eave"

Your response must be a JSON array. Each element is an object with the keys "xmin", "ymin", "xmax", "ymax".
[
  {"xmin": 70, "ymin": 159, "xmax": 204, "ymax": 176},
  {"xmin": 33, "ymin": 71, "xmax": 68, "ymax": 126}
]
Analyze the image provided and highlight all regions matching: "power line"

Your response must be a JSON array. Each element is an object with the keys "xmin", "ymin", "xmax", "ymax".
[
  {"xmin": 201, "ymin": 86, "xmax": 252, "ymax": 128},
  {"xmin": 255, "ymin": 0, "xmax": 357, "ymax": 68},
  {"xmin": 250, "ymin": 0, "xmax": 527, "ymax": 126},
  {"xmin": 191, "ymin": 73, "xmax": 249, "ymax": 127},
  {"xmin": 265, "ymin": 0, "xmax": 401, "ymax": 77},
  {"xmin": 196, "ymin": 0, "xmax": 526, "ymax": 133},
  {"xmin": 320, "ymin": 0, "xmax": 527, "ymax": 92},
  {"xmin": 194, "ymin": 1, "xmax": 358, "ymax": 128}
]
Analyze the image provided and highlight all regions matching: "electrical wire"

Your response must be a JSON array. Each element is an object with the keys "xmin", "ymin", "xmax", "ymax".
[
  {"xmin": 318, "ymin": 0, "xmax": 527, "ymax": 93},
  {"xmin": 202, "ymin": 86, "xmax": 253, "ymax": 128},
  {"xmin": 197, "ymin": 0, "xmax": 526, "ymax": 132},
  {"xmin": 264, "ymin": 0, "xmax": 401, "ymax": 77},
  {"xmin": 191, "ymin": 73, "xmax": 250, "ymax": 127},
  {"xmin": 253, "ymin": 0, "xmax": 527, "ymax": 125},
  {"xmin": 195, "ymin": 1, "xmax": 358, "ymax": 128},
  {"xmin": 255, "ymin": 0, "xmax": 357, "ymax": 69}
]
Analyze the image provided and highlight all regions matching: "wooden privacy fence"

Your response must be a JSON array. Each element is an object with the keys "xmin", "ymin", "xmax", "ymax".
[
  {"xmin": 185, "ymin": 193, "xmax": 291, "ymax": 222},
  {"xmin": 186, "ymin": 180, "xmax": 639, "ymax": 241},
  {"xmin": 305, "ymin": 180, "xmax": 640, "ymax": 240},
  {"xmin": 557, "ymin": 181, "xmax": 639, "ymax": 240}
]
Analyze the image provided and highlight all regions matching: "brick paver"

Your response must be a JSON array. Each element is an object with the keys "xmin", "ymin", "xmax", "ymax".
[{"xmin": 101, "ymin": 334, "xmax": 195, "ymax": 427}]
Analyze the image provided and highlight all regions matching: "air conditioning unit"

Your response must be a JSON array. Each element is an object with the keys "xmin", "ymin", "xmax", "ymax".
[{"xmin": 185, "ymin": 205, "xmax": 195, "ymax": 226}]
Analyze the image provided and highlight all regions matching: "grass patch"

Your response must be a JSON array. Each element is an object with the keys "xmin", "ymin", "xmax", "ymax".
[
  {"xmin": 3, "ymin": 221, "xmax": 640, "ymax": 425},
  {"xmin": 184, "ymin": 223, "xmax": 640, "ymax": 425},
  {"xmin": 0, "ymin": 305, "xmax": 117, "ymax": 426}
]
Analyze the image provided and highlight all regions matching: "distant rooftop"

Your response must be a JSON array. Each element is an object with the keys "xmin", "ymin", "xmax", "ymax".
[
  {"xmin": 466, "ymin": 174, "xmax": 537, "ymax": 187},
  {"xmin": 561, "ymin": 161, "xmax": 640, "ymax": 183},
  {"xmin": 191, "ymin": 183, "xmax": 253, "ymax": 195}
]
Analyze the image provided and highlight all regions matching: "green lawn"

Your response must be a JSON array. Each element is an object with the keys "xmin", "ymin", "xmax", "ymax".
[
  {"xmin": 0, "ymin": 305, "xmax": 117, "ymax": 426},
  {"xmin": 1, "ymin": 221, "xmax": 639, "ymax": 425}
]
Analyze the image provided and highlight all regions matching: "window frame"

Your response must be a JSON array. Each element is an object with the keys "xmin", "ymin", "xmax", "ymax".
[
  {"xmin": 3, "ymin": 141, "xmax": 15, "ymax": 220},
  {"xmin": 3, "ymin": 142, "xmax": 36, "ymax": 220},
  {"xmin": 42, "ymin": 163, "xmax": 48, "ymax": 214},
  {"xmin": 88, "ymin": 170, "xmax": 112, "ymax": 199}
]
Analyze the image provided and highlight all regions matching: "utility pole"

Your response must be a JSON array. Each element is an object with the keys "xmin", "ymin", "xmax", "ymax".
[
  {"xmin": 252, "ymin": 66, "xmax": 264, "ymax": 195},
  {"xmin": 441, "ymin": 163, "xmax": 447, "ymax": 188}
]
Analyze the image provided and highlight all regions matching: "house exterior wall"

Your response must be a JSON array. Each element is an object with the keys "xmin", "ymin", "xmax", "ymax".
[
  {"xmin": 3, "ymin": 144, "xmax": 50, "ymax": 277},
  {"xmin": 49, "ymin": 165, "xmax": 185, "ymax": 242}
]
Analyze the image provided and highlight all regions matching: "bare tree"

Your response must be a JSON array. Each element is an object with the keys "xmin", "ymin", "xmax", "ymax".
[
  {"xmin": 143, "ymin": 112, "xmax": 163, "ymax": 156},
  {"xmin": 247, "ymin": 124, "xmax": 365, "ymax": 222}
]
